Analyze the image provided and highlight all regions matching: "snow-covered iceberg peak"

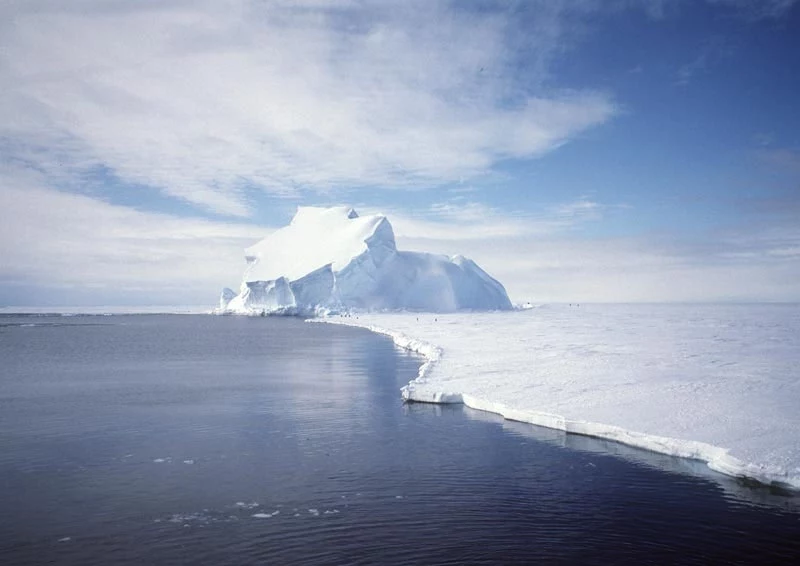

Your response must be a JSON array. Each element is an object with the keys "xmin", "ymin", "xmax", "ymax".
[
  {"xmin": 220, "ymin": 206, "xmax": 512, "ymax": 314},
  {"xmin": 244, "ymin": 206, "xmax": 396, "ymax": 282}
]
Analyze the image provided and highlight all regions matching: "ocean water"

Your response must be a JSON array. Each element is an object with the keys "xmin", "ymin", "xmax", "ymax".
[{"xmin": 0, "ymin": 314, "xmax": 798, "ymax": 565}]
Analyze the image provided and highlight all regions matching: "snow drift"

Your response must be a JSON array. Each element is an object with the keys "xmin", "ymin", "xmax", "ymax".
[{"xmin": 220, "ymin": 206, "xmax": 512, "ymax": 314}]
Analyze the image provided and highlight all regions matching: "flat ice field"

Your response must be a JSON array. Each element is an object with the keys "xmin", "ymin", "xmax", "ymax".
[{"xmin": 330, "ymin": 304, "xmax": 800, "ymax": 489}]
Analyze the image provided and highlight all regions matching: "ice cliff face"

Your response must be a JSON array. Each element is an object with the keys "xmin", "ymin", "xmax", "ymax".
[{"xmin": 220, "ymin": 206, "xmax": 512, "ymax": 314}]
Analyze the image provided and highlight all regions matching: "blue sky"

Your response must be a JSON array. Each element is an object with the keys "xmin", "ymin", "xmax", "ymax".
[{"xmin": 1, "ymin": 0, "xmax": 798, "ymax": 305}]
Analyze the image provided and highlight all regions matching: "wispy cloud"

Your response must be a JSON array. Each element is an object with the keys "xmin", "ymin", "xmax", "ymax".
[
  {"xmin": 0, "ymin": 0, "xmax": 616, "ymax": 216},
  {"xmin": 758, "ymin": 148, "xmax": 800, "ymax": 176},
  {"xmin": 365, "ymin": 197, "xmax": 608, "ymax": 244},
  {"xmin": 706, "ymin": 0, "xmax": 798, "ymax": 20},
  {"xmin": 675, "ymin": 36, "xmax": 732, "ymax": 86}
]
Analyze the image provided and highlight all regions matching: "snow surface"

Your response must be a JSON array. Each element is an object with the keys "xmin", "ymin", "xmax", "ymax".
[
  {"xmin": 220, "ymin": 206, "xmax": 512, "ymax": 314},
  {"xmin": 323, "ymin": 304, "xmax": 800, "ymax": 490}
]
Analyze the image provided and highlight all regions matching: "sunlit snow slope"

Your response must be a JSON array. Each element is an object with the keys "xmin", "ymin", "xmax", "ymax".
[
  {"xmin": 329, "ymin": 304, "xmax": 800, "ymax": 490},
  {"xmin": 221, "ymin": 206, "xmax": 512, "ymax": 313}
]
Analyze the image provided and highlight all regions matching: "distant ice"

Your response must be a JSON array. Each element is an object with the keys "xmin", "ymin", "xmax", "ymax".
[
  {"xmin": 326, "ymin": 304, "xmax": 800, "ymax": 490},
  {"xmin": 0, "ymin": 306, "xmax": 210, "ymax": 315},
  {"xmin": 161, "ymin": 508, "xmax": 244, "ymax": 526}
]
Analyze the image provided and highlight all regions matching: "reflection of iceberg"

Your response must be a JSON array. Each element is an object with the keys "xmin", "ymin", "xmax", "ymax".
[
  {"xmin": 220, "ymin": 206, "xmax": 512, "ymax": 314},
  {"xmin": 326, "ymin": 305, "xmax": 800, "ymax": 493}
]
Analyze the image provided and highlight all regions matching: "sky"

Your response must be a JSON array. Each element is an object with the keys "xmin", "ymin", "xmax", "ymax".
[{"xmin": 1, "ymin": 0, "xmax": 799, "ymax": 306}]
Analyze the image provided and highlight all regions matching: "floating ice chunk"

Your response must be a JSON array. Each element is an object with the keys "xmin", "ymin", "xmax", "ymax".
[
  {"xmin": 58, "ymin": 537, "xmax": 71, "ymax": 542},
  {"xmin": 183, "ymin": 459, "xmax": 195, "ymax": 465}
]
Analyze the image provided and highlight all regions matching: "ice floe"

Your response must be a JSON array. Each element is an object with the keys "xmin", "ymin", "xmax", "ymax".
[{"xmin": 324, "ymin": 304, "xmax": 800, "ymax": 490}]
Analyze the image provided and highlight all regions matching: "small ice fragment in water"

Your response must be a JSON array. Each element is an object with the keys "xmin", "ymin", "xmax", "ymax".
[
  {"xmin": 183, "ymin": 459, "xmax": 195, "ymax": 465},
  {"xmin": 395, "ymin": 495, "xmax": 403, "ymax": 499},
  {"xmin": 308, "ymin": 508, "xmax": 319, "ymax": 516},
  {"xmin": 252, "ymin": 510, "xmax": 280, "ymax": 519},
  {"xmin": 58, "ymin": 537, "xmax": 71, "ymax": 542}
]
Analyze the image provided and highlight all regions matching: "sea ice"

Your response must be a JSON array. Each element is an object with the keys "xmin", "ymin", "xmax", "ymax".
[{"xmin": 326, "ymin": 304, "xmax": 800, "ymax": 490}]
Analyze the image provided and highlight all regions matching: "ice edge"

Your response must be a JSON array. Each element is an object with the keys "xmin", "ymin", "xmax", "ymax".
[{"xmin": 318, "ymin": 318, "xmax": 799, "ymax": 492}]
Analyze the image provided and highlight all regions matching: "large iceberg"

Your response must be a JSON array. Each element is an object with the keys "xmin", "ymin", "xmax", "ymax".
[{"xmin": 220, "ymin": 206, "xmax": 512, "ymax": 314}]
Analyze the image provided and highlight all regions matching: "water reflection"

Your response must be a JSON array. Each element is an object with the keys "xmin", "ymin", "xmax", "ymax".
[
  {"xmin": 2, "ymin": 314, "xmax": 799, "ymax": 566},
  {"xmin": 457, "ymin": 405, "xmax": 800, "ymax": 512}
]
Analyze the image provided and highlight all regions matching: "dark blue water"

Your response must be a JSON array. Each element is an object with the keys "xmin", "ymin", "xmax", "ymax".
[{"xmin": 0, "ymin": 314, "xmax": 798, "ymax": 565}]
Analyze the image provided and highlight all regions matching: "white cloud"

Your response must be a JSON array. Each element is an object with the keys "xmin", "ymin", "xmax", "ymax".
[
  {"xmin": 0, "ymin": 0, "xmax": 616, "ymax": 216},
  {"xmin": 380, "ymin": 201, "xmax": 800, "ymax": 303},
  {"xmin": 369, "ymin": 197, "xmax": 607, "ymax": 243},
  {"xmin": 0, "ymin": 166, "xmax": 269, "ymax": 304}
]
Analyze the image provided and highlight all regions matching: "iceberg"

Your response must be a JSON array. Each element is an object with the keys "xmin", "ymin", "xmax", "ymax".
[{"xmin": 219, "ymin": 206, "xmax": 512, "ymax": 314}]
